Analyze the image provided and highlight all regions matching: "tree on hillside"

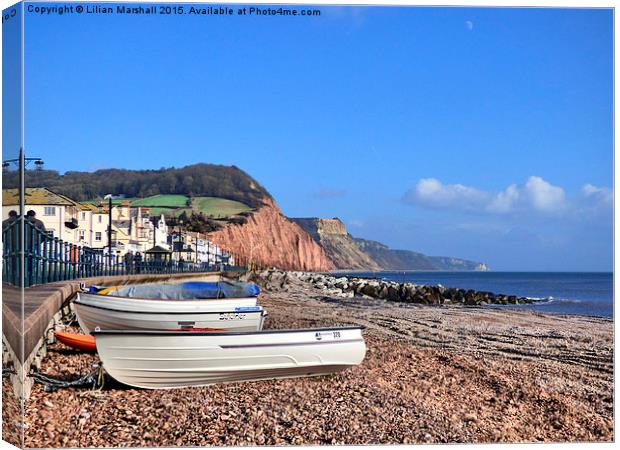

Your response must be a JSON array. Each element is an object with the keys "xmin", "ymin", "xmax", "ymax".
[{"xmin": 3, "ymin": 163, "xmax": 271, "ymax": 208}]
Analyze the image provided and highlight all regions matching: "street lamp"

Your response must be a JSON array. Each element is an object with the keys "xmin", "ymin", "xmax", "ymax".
[
  {"xmin": 3, "ymin": 149, "xmax": 44, "ymax": 215},
  {"xmin": 2, "ymin": 151, "xmax": 43, "ymax": 173},
  {"xmin": 104, "ymin": 194, "xmax": 114, "ymax": 264},
  {"xmin": 177, "ymin": 220, "xmax": 184, "ymax": 261},
  {"xmin": 2, "ymin": 148, "xmax": 44, "ymax": 288}
]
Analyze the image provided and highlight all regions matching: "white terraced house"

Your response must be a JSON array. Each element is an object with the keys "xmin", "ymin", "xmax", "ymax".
[
  {"xmin": 77, "ymin": 202, "xmax": 111, "ymax": 248},
  {"xmin": 171, "ymin": 230, "xmax": 234, "ymax": 265},
  {"xmin": 109, "ymin": 201, "xmax": 170, "ymax": 255},
  {"xmin": 2, "ymin": 187, "xmax": 87, "ymax": 245}
]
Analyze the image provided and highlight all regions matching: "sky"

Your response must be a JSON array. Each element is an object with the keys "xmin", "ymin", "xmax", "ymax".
[
  {"xmin": 2, "ymin": 2, "xmax": 22, "ymax": 162},
  {"xmin": 14, "ymin": 3, "xmax": 614, "ymax": 271}
]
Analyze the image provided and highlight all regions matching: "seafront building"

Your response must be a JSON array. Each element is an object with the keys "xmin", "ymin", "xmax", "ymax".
[
  {"xmin": 77, "ymin": 202, "xmax": 110, "ymax": 247},
  {"xmin": 2, "ymin": 188, "xmax": 83, "ymax": 244},
  {"xmin": 2, "ymin": 187, "xmax": 232, "ymax": 265},
  {"xmin": 168, "ymin": 230, "xmax": 233, "ymax": 265},
  {"xmin": 109, "ymin": 201, "xmax": 171, "ymax": 255}
]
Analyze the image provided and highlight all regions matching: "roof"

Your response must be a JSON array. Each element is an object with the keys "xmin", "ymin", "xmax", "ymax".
[
  {"xmin": 145, "ymin": 245, "xmax": 172, "ymax": 254},
  {"xmin": 2, "ymin": 188, "xmax": 81, "ymax": 208},
  {"xmin": 79, "ymin": 202, "xmax": 109, "ymax": 213}
]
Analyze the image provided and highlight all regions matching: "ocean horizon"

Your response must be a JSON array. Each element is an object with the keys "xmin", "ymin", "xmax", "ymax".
[{"xmin": 333, "ymin": 271, "xmax": 614, "ymax": 318}]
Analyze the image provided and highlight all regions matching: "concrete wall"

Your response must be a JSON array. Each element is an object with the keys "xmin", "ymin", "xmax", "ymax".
[{"xmin": 2, "ymin": 270, "xmax": 230, "ymax": 400}]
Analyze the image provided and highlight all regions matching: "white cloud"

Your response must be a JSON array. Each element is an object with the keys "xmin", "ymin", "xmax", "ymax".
[
  {"xmin": 348, "ymin": 219, "xmax": 365, "ymax": 228},
  {"xmin": 407, "ymin": 178, "xmax": 489, "ymax": 211},
  {"xmin": 313, "ymin": 187, "xmax": 347, "ymax": 199},
  {"xmin": 523, "ymin": 176, "xmax": 567, "ymax": 213},
  {"xmin": 487, "ymin": 184, "xmax": 519, "ymax": 213},
  {"xmin": 582, "ymin": 184, "xmax": 613, "ymax": 205},
  {"xmin": 403, "ymin": 176, "xmax": 595, "ymax": 216}
]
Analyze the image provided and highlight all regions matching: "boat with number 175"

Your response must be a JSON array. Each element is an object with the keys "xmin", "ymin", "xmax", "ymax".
[{"xmin": 92, "ymin": 326, "xmax": 367, "ymax": 389}]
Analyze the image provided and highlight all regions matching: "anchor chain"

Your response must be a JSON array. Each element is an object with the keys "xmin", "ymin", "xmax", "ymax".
[{"xmin": 29, "ymin": 363, "xmax": 106, "ymax": 392}]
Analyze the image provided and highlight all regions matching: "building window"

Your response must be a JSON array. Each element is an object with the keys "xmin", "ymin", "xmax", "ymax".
[
  {"xmin": 95, "ymin": 232, "xmax": 102, "ymax": 242},
  {"xmin": 98, "ymin": 215, "xmax": 103, "ymax": 223},
  {"xmin": 44, "ymin": 207, "xmax": 56, "ymax": 216},
  {"xmin": 82, "ymin": 212, "xmax": 86, "ymax": 220},
  {"xmin": 79, "ymin": 230, "xmax": 85, "ymax": 241}
]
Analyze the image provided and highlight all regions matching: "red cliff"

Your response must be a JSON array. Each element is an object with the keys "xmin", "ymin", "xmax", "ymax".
[{"xmin": 208, "ymin": 199, "xmax": 334, "ymax": 272}]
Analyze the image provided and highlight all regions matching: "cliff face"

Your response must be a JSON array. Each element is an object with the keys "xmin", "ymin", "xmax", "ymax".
[
  {"xmin": 291, "ymin": 218, "xmax": 380, "ymax": 270},
  {"xmin": 290, "ymin": 218, "xmax": 489, "ymax": 271},
  {"xmin": 354, "ymin": 238, "xmax": 438, "ymax": 270},
  {"xmin": 428, "ymin": 257, "xmax": 489, "ymax": 272},
  {"xmin": 355, "ymin": 238, "xmax": 489, "ymax": 271},
  {"xmin": 208, "ymin": 199, "xmax": 334, "ymax": 271}
]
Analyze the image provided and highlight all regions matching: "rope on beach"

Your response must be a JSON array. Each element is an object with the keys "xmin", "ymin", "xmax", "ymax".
[
  {"xmin": 29, "ymin": 364, "xmax": 105, "ymax": 392},
  {"xmin": 43, "ymin": 311, "xmax": 79, "ymax": 346},
  {"xmin": 61, "ymin": 311, "xmax": 78, "ymax": 326}
]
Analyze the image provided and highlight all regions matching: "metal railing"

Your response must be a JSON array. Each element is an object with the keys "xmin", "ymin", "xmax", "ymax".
[{"xmin": 2, "ymin": 218, "xmax": 248, "ymax": 288}]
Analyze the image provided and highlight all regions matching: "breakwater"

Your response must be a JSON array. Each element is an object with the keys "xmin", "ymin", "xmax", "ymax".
[{"xmin": 254, "ymin": 270, "xmax": 535, "ymax": 306}]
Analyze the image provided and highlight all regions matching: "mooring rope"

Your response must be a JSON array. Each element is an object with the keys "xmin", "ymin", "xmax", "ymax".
[
  {"xmin": 43, "ymin": 310, "xmax": 79, "ymax": 346},
  {"xmin": 29, "ymin": 364, "xmax": 105, "ymax": 392}
]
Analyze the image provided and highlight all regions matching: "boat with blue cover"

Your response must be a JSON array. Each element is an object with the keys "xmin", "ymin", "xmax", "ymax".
[{"xmin": 75, "ymin": 280, "xmax": 265, "ymax": 333}]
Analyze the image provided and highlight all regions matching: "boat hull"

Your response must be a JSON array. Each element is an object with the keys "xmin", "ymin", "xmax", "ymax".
[
  {"xmin": 93, "ymin": 327, "xmax": 366, "ymax": 389},
  {"xmin": 75, "ymin": 293, "xmax": 264, "ymax": 334}
]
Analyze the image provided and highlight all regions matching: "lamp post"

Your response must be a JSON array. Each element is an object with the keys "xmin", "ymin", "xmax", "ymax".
[
  {"xmin": 104, "ymin": 194, "xmax": 114, "ymax": 265},
  {"xmin": 3, "ymin": 148, "xmax": 44, "ymax": 287},
  {"xmin": 3, "ymin": 148, "xmax": 45, "ymax": 219},
  {"xmin": 177, "ymin": 220, "xmax": 184, "ymax": 262},
  {"xmin": 149, "ymin": 215, "xmax": 160, "ymax": 248}
]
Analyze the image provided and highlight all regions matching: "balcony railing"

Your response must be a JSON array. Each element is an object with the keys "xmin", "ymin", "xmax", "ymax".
[{"xmin": 2, "ymin": 218, "xmax": 248, "ymax": 288}]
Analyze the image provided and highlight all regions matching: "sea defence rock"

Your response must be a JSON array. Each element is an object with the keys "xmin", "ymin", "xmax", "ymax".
[{"xmin": 252, "ymin": 269, "xmax": 535, "ymax": 306}]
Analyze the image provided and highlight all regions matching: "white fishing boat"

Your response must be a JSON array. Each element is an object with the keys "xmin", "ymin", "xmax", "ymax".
[
  {"xmin": 92, "ymin": 326, "xmax": 366, "ymax": 389},
  {"xmin": 75, "ymin": 281, "xmax": 264, "ymax": 333}
]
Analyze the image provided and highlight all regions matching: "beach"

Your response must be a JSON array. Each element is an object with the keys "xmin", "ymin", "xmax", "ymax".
[{"xmin": 20, "ymin": 272, "xmax": 614, "ymax": 447}]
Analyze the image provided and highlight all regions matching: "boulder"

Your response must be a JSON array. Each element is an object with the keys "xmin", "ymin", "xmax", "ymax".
[
  {"xmin": 387, "ymin": 285, "xmax": 400, "ymax": 302},
  {"xmin": 361, "ymin": 284, "xmax": 380, "ymax": 298}
]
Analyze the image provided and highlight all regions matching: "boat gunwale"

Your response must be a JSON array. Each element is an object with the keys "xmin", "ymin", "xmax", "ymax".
[
  {"xmin": 82, "ymin": 280, "xmax": 260, "ymax": 300},
  {"xmin": 80, "ymin": 293, "xmax": 259, "ymax": 301},
  {"xmin": 92, "ymin": 325, "xmax": 365, "ymax": 337},
  {"xmin": 74, "ymin": 300, "xmax": 264, "ymax": 315}
]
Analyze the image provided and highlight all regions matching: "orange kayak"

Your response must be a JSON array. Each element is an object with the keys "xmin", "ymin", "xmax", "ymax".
[
  {"xmin": 54, "ymin": 328, "xmax": 226, "ymax": 353},
  {"xmin": 54, "ymin": 330, "xmax": 97, "ymax": 353}
]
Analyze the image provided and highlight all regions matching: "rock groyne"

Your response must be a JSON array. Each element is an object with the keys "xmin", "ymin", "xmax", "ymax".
[{"xmin": 253, "ymin": 270, "xmax": 535, "ymax": 306}]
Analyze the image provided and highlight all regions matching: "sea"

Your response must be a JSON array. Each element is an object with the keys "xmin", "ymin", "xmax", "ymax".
[{"xmin": 335, "ymin": 271, "xmax": 614, "ymax": 318}]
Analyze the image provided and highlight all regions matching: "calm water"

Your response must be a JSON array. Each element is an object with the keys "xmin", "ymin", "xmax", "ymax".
[{"xmin": 336, "ymin": 272, "xmax": 613, "ymax": 318}]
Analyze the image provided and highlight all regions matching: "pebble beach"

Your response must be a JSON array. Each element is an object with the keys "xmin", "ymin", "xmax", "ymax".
[{"xmin": 11, "ymin": 271, "xmax": 615, "ymax": 447}]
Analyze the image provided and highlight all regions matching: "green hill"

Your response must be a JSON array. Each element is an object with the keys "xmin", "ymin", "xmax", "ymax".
[
  {"xmin": 87, "ymin": 194, "xmax": 252, "ymax": 219},
  {"xmin": 4, "ymin": 163, "xmax": 271, "ymax": 209},
  {"xmin": 131, "ymin": 194, "xmax": 189, "ymax": 208},
  {"xmin": 191, "ymin": 197, "xmax": 252, "ymax": 218}
]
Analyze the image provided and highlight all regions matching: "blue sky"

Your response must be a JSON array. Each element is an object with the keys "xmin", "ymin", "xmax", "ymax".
[
  {"xmin": 2, "ymin": 2, "xmax": 22, "ymax": 162},
  {"xmin": 18, "ymin": 3, "xmax": 613, "ymax": 271}
]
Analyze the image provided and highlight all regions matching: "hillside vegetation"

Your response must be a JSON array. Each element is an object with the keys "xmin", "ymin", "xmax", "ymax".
[
  {"xmin": 92, "ymin": 194, "xmax": 252, "ymax": 219},
  {"xmin": 3, "ymin": 163, "xmax": 271, "ymax": 208}
]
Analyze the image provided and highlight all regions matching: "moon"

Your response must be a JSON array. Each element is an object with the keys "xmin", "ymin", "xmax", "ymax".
[{"xmin": 465, "ymin": 20, "xmax": 474, "ymax": 31}]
